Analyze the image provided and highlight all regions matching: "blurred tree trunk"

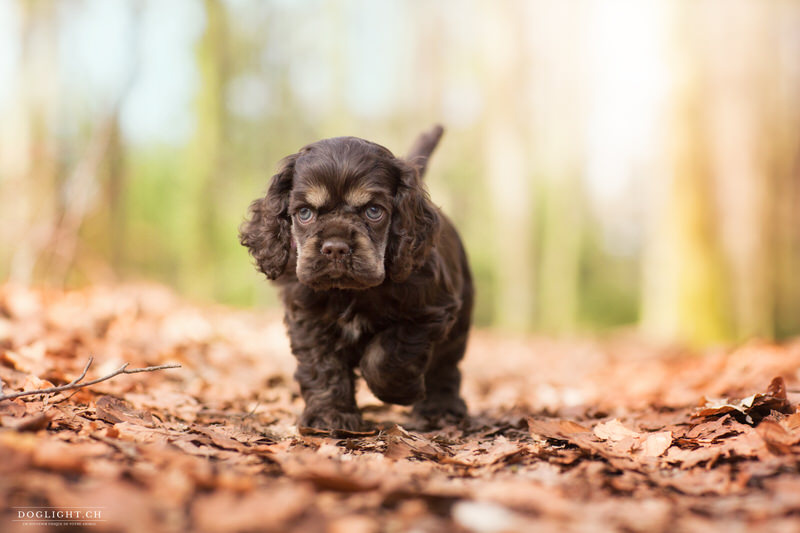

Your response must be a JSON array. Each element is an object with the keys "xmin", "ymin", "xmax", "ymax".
[
  {"xmin": 482, "ymin": 3, "xmax": 535, "ymax": 330},
  {"xmin": 106, "ymin": 3, "xmax": 141, "ymax": 277},
  {"xmin": 185, "ymin": 0, "xmax": 230, "ymax": 299},
  {"xmin": 44, "ymin": 3, "xmax": 140, "ymax": 286},
  {"xmin": 529, "ymin": 2, "xmax": 587, "ymax": 333},
  {"xmin": 3, "ymin": 0, "xmax": 60, "ymax": 284},
  {"xmin": 641, "ymin": 3, "xmax": 731, "ymax": 345},
  {"xmin": 538, "ymin": 175, "xmax": 584, "ymax": 333},
  {"xmin": 703, "ymin": 1, "xmax": 775, "ymax": 341},
  {"xmin": 772, "ymin": 2, "xmax": 800, "ymax": 338},
  {"xmin": 778, "ymin": 134, "xmax": 800, "ymax": 337},
  {"xmin": 106, "ymin": 115, "xmax": 126, "ymax": 273}
]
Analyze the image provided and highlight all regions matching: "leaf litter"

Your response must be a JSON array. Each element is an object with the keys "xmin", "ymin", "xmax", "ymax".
[{"xmin": 1, "ymin": 284, "xmax": 800, "ymax": 532}]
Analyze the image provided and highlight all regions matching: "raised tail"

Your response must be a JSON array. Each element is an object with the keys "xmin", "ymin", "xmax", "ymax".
[{"xmin": 405, "ymin": 124, "xmax": 444, "ymax": 179}]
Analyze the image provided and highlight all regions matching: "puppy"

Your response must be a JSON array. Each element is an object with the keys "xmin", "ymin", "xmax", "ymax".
[{"xmin": 240, "ymin": 126, "xmax": 473, "ymax": 431}]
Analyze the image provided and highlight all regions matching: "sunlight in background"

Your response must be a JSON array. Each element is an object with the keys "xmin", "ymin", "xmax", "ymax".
[
  {"xmin": 121, "ymin": 0, "xmax": 203, "ymax": 144},
  {"xmin": 0, "ymin": 2, "xmax": 20, "ymax": 107},
  {"xmin": 58, "ymin": 1, "xmax": 134, "ymax": 107},
  {"xmin": 0, "ymin": 0, "xmax": 201, "ymax": 145},
  {"xmin": 586, "ymin": 0, "xmax": 668, "ymax": 257},
  {"xmin": 0, "ymin": 0, "xmax": 798, "ymax": 344}
]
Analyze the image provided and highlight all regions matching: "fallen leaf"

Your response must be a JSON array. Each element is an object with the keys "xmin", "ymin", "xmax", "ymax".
[
  {"xmin": 4, "ymin": 284, "xmax": 800, "ymax": 532},
  {"xmin": 190, "ymin": 425, "xmax": 249, "ymax": 452},
  {"xmin": 96, "ymin": 396, "xmax": 156, "ymax": 427},
  {"xmin": 10, "ymin": 411, "xmax": 53, "ymax": 432},
  {"xmin": 383, "ymin": 425, "xmax": 449, "ymax": 461},
  {"xmin": 278, "ymin": 451, "xmax": 383, "ymax": 492},
  {"xmin": 756, "ymin": 420, "xmax": 799, "ymax": 455},
  {"xmin": 694, "ymin": 377, "xmax": 794, "ymax": 424},
  {"xmin": 594, "ymin": 419, "xmax": 640, "ymax": 441},
  {"xmin": 640, "ymin": 431, "xmax": 672, "ymax": 457},
  {"xmin": 443, "ymin": 436, "xmax": 527, "ymax": 467},
  {"xmin": 297, "ymin": 425, "xmax": 377, "ymax": 438},
  {"xmin": 527, "ymin": 417, "xmax": 591, "ymax": 442},
  {"xmin": 0, "ymin": 398, "xmax": 27, "ymax": 421}
]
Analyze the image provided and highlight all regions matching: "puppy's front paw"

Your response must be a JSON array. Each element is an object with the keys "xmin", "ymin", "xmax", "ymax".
[
  {"xmin": 361, "ymin": 355, "xmax": 425, "ymax": 405},
  {"xmin": 413, "ymin": 394, "xmax": 467, "ymax": 421},
  {"xmin": 299, "ymin": 408, "xmax": 366, "ymax": 432},
  {"xmin": 369, "ymin": 375, "xmax": 425, "ymax": 406},
  {"xmin": 360, "ymin": 340, "xmax": 426, "ymax": 405}
]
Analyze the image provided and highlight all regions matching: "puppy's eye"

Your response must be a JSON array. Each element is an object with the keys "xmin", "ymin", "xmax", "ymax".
[
  {"xmin": 364, "ymin": 205, "xmax": 384, "ymax": 222},
  {"xmin": 297, "ymin": 207, "xmax": 315, "ymax": 223}
]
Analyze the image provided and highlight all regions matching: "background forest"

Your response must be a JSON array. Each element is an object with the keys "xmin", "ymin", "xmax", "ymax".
[{"xmin": 1, "ymin": 0, "xmax": 799, "ymax": 346}]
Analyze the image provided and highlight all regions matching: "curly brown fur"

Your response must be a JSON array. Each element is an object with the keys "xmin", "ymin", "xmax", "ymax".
[
  {"xmin": 240, "ymin": 128, "xmax": 473, "ymax": 431},
  {"xmin": 239, "ymin": 154, "xmax": 297, "ymax": 279}
]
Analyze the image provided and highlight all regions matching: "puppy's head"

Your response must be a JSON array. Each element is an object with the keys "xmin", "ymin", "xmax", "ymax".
[{"xmin": 240, "ymin": 137, "xmax": 439, "ymax": 290}]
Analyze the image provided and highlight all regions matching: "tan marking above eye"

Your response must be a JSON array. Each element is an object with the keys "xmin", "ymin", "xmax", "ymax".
[
  {"xmin": 304, "ymin": 185, "xmax": 330, "ymax": 208},
  {"xmin": 345, "ymin": 187, "xmax": 373, "ymax": 207}
]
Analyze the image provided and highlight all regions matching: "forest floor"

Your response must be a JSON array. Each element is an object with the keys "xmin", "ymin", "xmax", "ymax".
[{"xmin": 2, "ymin": 284, "xmax": 800, "ymax": 533}]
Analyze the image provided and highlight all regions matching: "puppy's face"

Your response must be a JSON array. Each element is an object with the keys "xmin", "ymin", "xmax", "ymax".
[
  {"xmin": 289, "ymin": 141, "xmax": 394, "ymax": 290},
  {"xmin": 240, "ymin": 136, "xmax": 440, "ymax": 289}
]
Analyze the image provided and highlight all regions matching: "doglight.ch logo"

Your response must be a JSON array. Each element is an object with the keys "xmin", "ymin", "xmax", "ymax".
[{"xmin": 13, "ymin": 507, "xmax": 105, "ymax": 527}]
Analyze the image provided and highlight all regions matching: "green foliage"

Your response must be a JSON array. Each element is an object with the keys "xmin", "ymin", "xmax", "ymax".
[
  {"xmin": 578, "ymin": 228, "xmax": 640, "ymax": 330},
  {"xmin": 7, "ymin": 0, "xmax": 800, "ymax": 345}
]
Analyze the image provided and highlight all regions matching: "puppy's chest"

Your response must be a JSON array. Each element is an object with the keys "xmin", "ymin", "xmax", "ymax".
[
  {"xmin": 294, "ymin": 289, "xmax": 393, "ymax": 349},
  {"xmin": 336, "ymin": 312, "xmax": 372, "ymax": 345}
]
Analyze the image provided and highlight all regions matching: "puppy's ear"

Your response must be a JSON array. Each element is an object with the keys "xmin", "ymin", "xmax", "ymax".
[
  {"xmin": 387, "ymin": 160, "xmax": 440, "ymax": 282},
  {"xmin": 239, "ymin": 154, "xmax": 298, "ymax": 279}
]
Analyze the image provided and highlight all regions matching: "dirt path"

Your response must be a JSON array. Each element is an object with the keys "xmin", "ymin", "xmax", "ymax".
[{"xmin": 1, "ymin": 284, "xmax": 800, "ymax": 532}]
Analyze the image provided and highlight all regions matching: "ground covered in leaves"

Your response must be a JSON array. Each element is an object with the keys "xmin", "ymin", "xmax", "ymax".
[{"xmin": 2, "ymin": 284, "xmax": 800, "ymax": 532}]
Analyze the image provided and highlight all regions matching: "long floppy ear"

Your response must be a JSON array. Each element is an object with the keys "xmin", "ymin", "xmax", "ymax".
[
  {"xmin": 387, "ymin": 159, "xmax": 441, "ymax": 282},
  {"xmin": 239, "ymin": 154, "xmax": 297, "ymax": 279}
]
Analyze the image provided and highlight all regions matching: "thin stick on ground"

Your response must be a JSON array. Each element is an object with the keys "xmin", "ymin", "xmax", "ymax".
[{"xmin": 0, "ymin": 356, "xmax": 181, "ymax": 401}]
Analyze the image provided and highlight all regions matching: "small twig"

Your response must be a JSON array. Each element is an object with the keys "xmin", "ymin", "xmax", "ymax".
[
  {"xmin": 244, "ymin": 401, "xmax": 261, "ymax": 420},
  {"xmin": 0, "ymin": 357, "xmax": 181, "ymax": 401}
]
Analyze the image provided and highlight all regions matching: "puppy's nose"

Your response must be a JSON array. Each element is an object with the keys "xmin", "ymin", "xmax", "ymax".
[{"xmin": 321, "ymin": 239, "xmax": 351, "ymax": 260}]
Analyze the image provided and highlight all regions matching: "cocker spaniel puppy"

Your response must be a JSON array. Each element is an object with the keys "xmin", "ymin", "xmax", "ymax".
[{"xmin": 240, "ymin": 126, "xmax": 473, "ymax": 431}]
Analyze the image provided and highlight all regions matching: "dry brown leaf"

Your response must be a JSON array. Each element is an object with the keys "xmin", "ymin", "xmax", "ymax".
[
  {"xmin": 527, "ymin": 417, "xmax": 591, "ymax": 441},
  {"xmin": 783, "ymin": 412, "xmax": 800, "ymax": 430},
  {"xmin": 113, "ymin": 421, "xmax": 173, "ymax": 445},
  {"xmin": 327, "ymin": 515, "xmax": 380, "ymax": 533},
  {"xmin": 277, "ymin": 451, "xmax": 383, "ymax": 492},
  {"xmin": 442, "ymin": 436, "xmax": 527, "ymax": 467},
  {"xmin": 9, "ymin": 411, "xmax": 53, "ymax": 432},
  {"xmin": 663, "ymin": 445, "xmax": 722, "ymax": 469},
  {"xmin": 4, "ymin": 284, "xmax": 800, "ymax": 532},
  {"xmin": 32, "ymin": 440, "xmax": 105, "ymax": 473},
  {"xmin": 593, "ymin": 419, "xmax": 640, "ymax": 441},
  {"xmin": 694, "ymin": 377, "xmax": 794, "ymax": 424},
  {"xmin": 298, "ymin": 425, "xmax": 378, "ymax": 438},
  {"xmin": 96, "ymin": 395, "xmax": 156, "ymax": 427},
  {"xmin": 21, "ymin": 374, "xmax": 55, "ymax": 393},
  {"xmin": 0, "ymin": 398, "xmax": 26, "ymax": 418},
  {"xmin": 2, "ymin": 345, "xmax": 48, "ymax": 375},
  {"xmin": 640, "ymin": 431, "xmax": 673, "ymax": 457},
  {"xmin": 756, "ymin": 420, "xmax": 799, "ymax": 455},
  {"xmin": 657, "ymin": 464, "xmax": 746, "ymax": 496},
  {"xmin": 384, "ymin": 425, "xmax": 448, "ymax": 461},
  {"xmin": 189, "ymin": 424, "xmax": 249, "ymax": 452}
]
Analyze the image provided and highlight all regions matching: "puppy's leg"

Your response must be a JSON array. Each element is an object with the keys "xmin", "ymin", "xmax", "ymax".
[
  {"xmin": 294, "ymin": 351, "xmax": 365, "ymax": 431},
  {"xmin": 413, "ymin": 333, "xmax": 468, "ymax": 420},
  {"xmin": 360, "ymin": 325, "xmax": 430, "ymax": 406}
]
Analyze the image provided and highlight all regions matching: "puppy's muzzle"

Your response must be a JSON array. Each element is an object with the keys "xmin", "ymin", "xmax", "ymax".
[{"xmin": 320, "ymin": 238, "xmax": 352, "ymax": 262}]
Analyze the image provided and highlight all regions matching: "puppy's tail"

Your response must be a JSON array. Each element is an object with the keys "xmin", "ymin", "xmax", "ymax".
[{"xmin": 405, "ymin": 124, "xmax": 444, "ymax": 179}]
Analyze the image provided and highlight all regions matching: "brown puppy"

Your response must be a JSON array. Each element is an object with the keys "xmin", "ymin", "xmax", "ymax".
[{"xmin": 240, "ymin": 127, "xmax": 473, "ymax": 431}]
